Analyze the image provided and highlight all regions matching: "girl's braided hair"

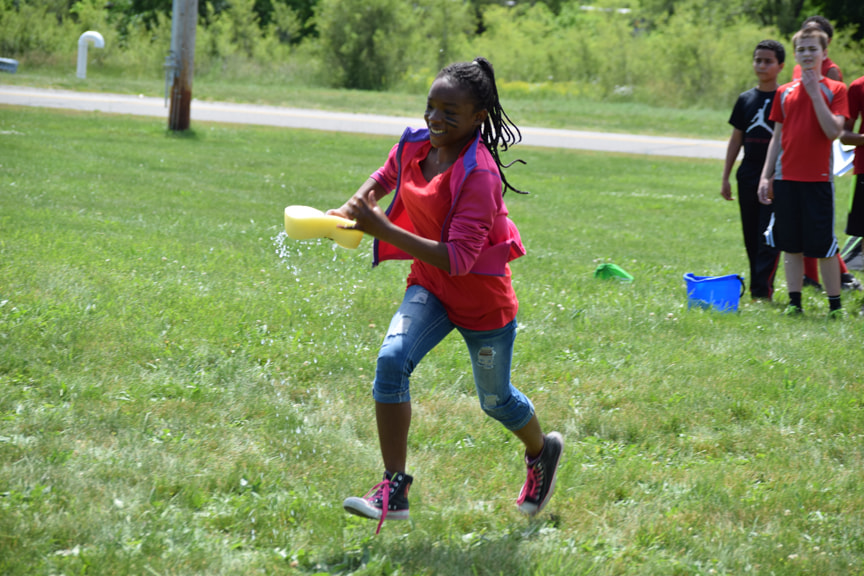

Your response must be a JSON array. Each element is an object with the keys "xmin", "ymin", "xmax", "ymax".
[{"xmin": 437, "ymin": 57, "xmax": 528, "ymax": 195}]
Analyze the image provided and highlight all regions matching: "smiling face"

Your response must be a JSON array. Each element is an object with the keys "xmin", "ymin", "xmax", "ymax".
[
  {"xmin": 794, "ymin": 37, "xmax": 826, "ymax": 72},
  {"xmin": 423, "ymin": 76, "xmax": 487, "ymax": 154}
]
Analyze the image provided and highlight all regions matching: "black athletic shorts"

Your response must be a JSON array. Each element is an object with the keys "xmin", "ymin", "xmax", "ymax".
[
  {"xmin": 846, "ymin": 175, "xmax": 864, "ymax": 238},
  {"xmin": 766, "ymin": 180, "xmax": 839, "ymax": 257}
]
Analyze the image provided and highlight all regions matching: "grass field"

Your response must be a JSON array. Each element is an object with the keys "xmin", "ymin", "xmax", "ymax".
[{"xmin": 1, "ymin": 105, "xmax": 863, "ymax": 575}]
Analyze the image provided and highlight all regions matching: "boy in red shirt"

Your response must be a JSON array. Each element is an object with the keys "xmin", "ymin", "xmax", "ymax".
[
  {"xmin": 792, "ymin": 16, "xmax": 843, "ymax": 82},
  {"xmin": 841, "ymin": 75, "xmax": 864, "ymax": 311},
  {"xmin": 790, "ymin": 16, "xmax": 859, "ymax": 290},
  {"xmin": 757, "ymin": 27, "xmax": 849, "ymax": 316}
]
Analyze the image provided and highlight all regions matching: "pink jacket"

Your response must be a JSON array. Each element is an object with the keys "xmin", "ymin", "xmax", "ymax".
[{"xmin": 371, "ymin": 127, "xmax": 526, "ymax": 276}]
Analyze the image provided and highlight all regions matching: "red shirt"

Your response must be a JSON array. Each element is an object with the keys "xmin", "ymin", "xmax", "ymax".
[
  {"xmin": 770, "ymin": 77, "xmax": 848, "ymax": 181},
  {"xmin": 400, "ymin": 147, "xmax": 518, "ymax": 330},
  {"xmin": 848, "ymin": 76, "xmax": 864, "ymax": 175},
  {"xmin": 792, "ymin": 57, "xmax": 843, "ymax": 82}
]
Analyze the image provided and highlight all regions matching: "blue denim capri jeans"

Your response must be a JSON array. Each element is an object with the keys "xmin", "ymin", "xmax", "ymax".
[{"xmin": 373, "ymin": 285, "xmax": 535, "ymax": 432}]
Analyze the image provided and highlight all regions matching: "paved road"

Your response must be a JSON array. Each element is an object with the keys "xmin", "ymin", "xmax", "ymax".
[{"xmin": 0, "ymin": 85, "xmax": 728, "ymax": 160}]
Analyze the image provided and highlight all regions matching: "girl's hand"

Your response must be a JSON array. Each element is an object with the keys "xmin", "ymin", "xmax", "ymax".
[
  {"xmin": 327, "ymin": 178, "xmax": 389, "ymax": 228},
  {"xmin": 326, "ymin": 206, "xmax": 351, "ymax": 220},
  {"xmin": 345, "ymin": 188, "xmax": 392, "ymax": 238}
]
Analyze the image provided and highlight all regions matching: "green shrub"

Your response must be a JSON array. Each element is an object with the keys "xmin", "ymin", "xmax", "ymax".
[
  {"xmin": 313, "ymin": 0, "xmax": 417, "ymax": 90},
  {"xmin": 3, "ymin": 0, "xmax": 863, "ymax": 109},
  {"xmin": 0, "ymin": 0, "xmax": 79, "ymax": 57}
]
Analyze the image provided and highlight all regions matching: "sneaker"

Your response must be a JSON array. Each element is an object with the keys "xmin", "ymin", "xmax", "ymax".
[
  {"xmin": 783, "ymin": 305, "xmax": 804, "ymax": 316},
  {"xmin": 828, "ymin": 308, "xmax": 846, "ymax": 320},
  {"xmin": 343, "ymin": 471, "xmax": 412, "ymax": 534},
  {"xmin": 517, "ymin": 432, "xmax": 563, "ymax": 517},
  {"xmin": 802, "ymin": 276, "xmax": 822, "ymax": 291},
  {"xmin": 841, "ymin": 273, "xmax": 862, "ymax": 291}
]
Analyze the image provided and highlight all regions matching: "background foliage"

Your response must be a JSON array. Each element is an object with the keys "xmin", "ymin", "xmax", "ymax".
[{"xmin": 2, "ymin": 0, "xmax": 863, "ymax": 107}]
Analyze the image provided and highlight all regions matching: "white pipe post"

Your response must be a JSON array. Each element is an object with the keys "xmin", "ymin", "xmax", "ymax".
[{"xmin": 76, "ymin": 31, "xmax": 105, "ymax": 79}]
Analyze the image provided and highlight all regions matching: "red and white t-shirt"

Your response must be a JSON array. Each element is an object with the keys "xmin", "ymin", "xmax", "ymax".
[{"xmin": 770, "ymin": 77, "xmax": 848, "ymax": 182}]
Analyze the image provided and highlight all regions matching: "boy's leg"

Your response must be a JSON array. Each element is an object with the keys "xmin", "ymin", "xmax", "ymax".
[
  {"xmin": 803, "ymin": 257, "xmax": 820, "ymax": 286},
  {"xmin": 739, "ymin": 179, "xmax": 779, "ymax": 298},
  {"xmin": 785, "ymin": 253, "xmax": 804, "ymax": 292},
  {"xmin": 737, "ymin": 179, "xmax": 762, "ymax": 295},
  {"xmin": 802, "ymin": 180, "xmax": 843, "ymax": 310},
  {"xmin": 753, "ymin": 200, "xmax": 780, "ymax": 298},
  {"xmin": 839, "ymin": 254, "xmax": 850, "ymax": 275},
  {"xmin": 846, "ymin": 175, "xmax": 864, "ymax": 238},
  {"xmin": 785, "ymin": 252, "xmax": 805, "ymax": 313},
  {"xmin": 768, "ymin": 179, "xmax": 803, "ymax": 297},
  {"xmin": 819, "ymin": 256, "xmax": 841, "ymax": 298}
]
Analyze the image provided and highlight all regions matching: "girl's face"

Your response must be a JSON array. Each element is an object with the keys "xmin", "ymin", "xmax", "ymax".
[{"xmin": 424, "ymin": 76, "xmax": 487, "ymax": 153}]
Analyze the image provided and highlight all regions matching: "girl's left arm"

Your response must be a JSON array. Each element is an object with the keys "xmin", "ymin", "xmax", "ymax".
[{"xmin": 347, "ymin": 187, "xmax": 453, "ymax": 273}]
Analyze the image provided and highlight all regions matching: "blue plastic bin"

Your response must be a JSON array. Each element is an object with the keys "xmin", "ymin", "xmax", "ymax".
[
  {"xmin": 683, "ymin": 273, "xmax": 745, "ymax": 312},
  {"xmin": 0, "ymin": 58, "xmax": 18, "ymax": 73}
]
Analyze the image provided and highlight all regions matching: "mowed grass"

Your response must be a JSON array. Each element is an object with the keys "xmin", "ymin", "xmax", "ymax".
[{"xmin": 1, "ymin": 106, "xmax": 863, "ymax": 575}]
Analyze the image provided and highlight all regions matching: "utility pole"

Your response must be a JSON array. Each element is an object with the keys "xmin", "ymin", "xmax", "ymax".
[{"xmin": 167, "ymin": 0, "xmax": 197, "ymax": 131}]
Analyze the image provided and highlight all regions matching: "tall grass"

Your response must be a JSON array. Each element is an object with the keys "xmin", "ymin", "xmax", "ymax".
[{"xmin": 1, "ymin": 106, "xmax": 863, "ymax": 575}]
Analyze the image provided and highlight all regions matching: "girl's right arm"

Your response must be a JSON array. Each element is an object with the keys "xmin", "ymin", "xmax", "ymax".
[
  {"xmin": 337, "ymin": 185, "xmax": 453, "ymax": 272},
  {"xmin": 328, "ymin": 178, "xmax": 389, "ymax": 220}
]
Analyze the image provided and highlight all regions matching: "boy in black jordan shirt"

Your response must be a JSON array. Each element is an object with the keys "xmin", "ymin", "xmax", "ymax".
[{"xmin": 721, "ymin": 40, "xmax": 785, "ymax": 300}]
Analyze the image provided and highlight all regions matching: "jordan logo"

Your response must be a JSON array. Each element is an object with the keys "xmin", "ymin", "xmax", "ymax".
[{"xmin": 747, "ymin": 99, "xmax": 773, "ymax": 134}]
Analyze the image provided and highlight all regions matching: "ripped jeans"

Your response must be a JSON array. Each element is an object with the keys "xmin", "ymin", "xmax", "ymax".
[{"xmin": 373, "ymin": 285, "xmax": 535, "ymax": 431}]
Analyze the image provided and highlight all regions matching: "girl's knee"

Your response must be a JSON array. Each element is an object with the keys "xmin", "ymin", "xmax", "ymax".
[
  {"xmin": 377, "ymin": 337, "xmax": 413, "ymax": 377},
  {"xmin": 478, "ymin": 392, "xmax": 534, "ymax": 431}
]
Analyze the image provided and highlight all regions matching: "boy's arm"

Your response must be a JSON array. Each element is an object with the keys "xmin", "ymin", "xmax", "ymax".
[
  {"xmin": 801, "ymin": 69, "xmax": 844, "ymax": 140},
  {"xmin": 758, "ymin": 123, "xmax": 782, "ymax": 205},
  {"xmin": 840, "ymin": 116, "xmax": 864, "ymax": 147},
  {"xmin": 721, "ymin": 128, "xmax": 743, "ymax": 201}
]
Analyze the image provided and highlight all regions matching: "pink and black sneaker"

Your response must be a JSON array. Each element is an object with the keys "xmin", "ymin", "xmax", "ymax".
[
  {"xmin": 517, "ymin": 432, "xmax": 563, "ymax": 516},
  {"xmin": 343, "ymin": 471, "xmax": 412, "ymax": 534}
]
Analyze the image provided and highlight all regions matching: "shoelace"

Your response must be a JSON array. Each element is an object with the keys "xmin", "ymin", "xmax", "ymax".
[
  {"xmin": 517, "ymin": 464, "xmax": 543, "ymax": 504},
  {"xmin": 364, "ymin": 478, "xmax": 391, "ymax": 535}
]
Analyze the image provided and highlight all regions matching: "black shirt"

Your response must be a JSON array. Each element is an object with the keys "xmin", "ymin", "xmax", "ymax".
[{"xmin": 729, "ymin": 88, "xmax": 777, "ymax": 182}]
